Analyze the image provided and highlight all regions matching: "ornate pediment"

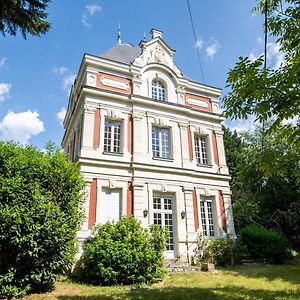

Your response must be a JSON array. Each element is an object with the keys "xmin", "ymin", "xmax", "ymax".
[{"xmin": 133, "ymin": 40, "xmax": 182, "ymax": 77}]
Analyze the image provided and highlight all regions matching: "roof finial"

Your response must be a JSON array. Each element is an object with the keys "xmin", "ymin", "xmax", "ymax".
[
  {"xmin": 117, "ymin": 23, "xmax": 122, "ymax": 45},
  {"xmin": 143, "ymin": 31, "xmax": 146, "ymax": 41}
]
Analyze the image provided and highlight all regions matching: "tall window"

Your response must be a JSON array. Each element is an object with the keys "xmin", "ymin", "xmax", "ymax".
[
  {"xmin": 104, "ymin": 119, "xmax": 122, "ymax": 153},
  {"xmin": 194, "ymin": 135, "xmax": 209, "ymax": 165},
  {"xmin": 152, "ymin": 80, "xmax": 166, "ymax": 101},
  {"xmin": 199, "ymin": 198, "xmax": 215, "ymax": 237},
  {"xmin": 153, "ymin": 196, "xmax": 174, "ymax": 250},
  {"xmin": 152, "ymin": 127, "xmax": 170, "ymax": 159}
]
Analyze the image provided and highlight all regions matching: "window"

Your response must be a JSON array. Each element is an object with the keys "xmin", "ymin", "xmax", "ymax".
[
  {"xmin": 153, "ymin": 196, "xmax": 174, "ymax": 250},
  {"xmin": 99, "ymin": 188, "xmax": 121, "ymax": 224},
  {"xmin": 152, "ymin": 127, "xmax": 171, "ymax": 159},
  {"xmin": 152, "ymin": 80, "xmax": 166, "ymax": 101},
  {"xmin": 199, "ymin": 197, "xmax": 215, "ymax": 237},
  {"xmin": 194, "ymin": 135, "xmax": 209, "ymax": 165},
  {"xmin": 104, "ymin": 119, "xmax": 122, "ymax": 153}
]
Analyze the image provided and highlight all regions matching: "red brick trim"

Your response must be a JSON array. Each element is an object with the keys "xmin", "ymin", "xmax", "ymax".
[
  {"xmin": 187, "ymin": 125, "xmax": 193, "ymax": 161},
  {"xmin": 127, "ymin": 182, "xmax": 133, "ymax": 216},
  {"xmin": 218, "ymin": 191, "xmax": 227, "ymax": 233},
  {"xmin": 193, "ymin": 188, "xmax": 199, "ymax": 231},
  {"xmin": 88, "ymin": 179, "xmax": 97, "ymax": 230},
  {"xmin": 185, "ymin": 93, "xmax": 212, "ymax": 112},
  {"xmin": 212, "ymin": 130, "xmax": 220, "ymax": 166},
  {"xmin": 128, "ymin": 114, "xmax": 133, "ymax": 154},
  {"xmin": 96, "ymin": 72, "xmax": 132, "ymax": 94},
  {"xmin": 93, "ymin": 108, "xmax": 101, "ymax": 150}
]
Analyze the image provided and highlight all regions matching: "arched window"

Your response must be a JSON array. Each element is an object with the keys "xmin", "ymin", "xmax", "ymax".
[{"xmin": 151, "ymin": 80, "xmax": 166, "ymax": 101}]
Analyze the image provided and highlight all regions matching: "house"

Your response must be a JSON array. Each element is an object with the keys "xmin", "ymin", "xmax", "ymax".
[{"xmin": 61, "ymin": 29, "xmax": 235, "ymax": 261}]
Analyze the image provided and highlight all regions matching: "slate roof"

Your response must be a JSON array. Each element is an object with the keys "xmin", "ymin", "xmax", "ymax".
[{"xmin": 100, "ymin": 44, "xmax": 141, "ymax": 64}]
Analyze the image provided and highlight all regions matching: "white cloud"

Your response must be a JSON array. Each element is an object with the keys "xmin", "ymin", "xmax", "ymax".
[
  {"xmin": 0, "ymin": 110, "xmax": 45, "ymax": 144},
  {"xmin": 225, "ymin": 115, "xmax": 259, "ymax": 133},
  {"xmin": 57, "ymin": 106, "xmax": 66, "ymax": 125},
  {"xmin": 86, "ymin": 4, "xmax": 101, "ymax": 15},
  {"xmin": 248, "ymin": 38, "xmax": 285, "ymax": 69},
  {"xmin": 82, "ymin": 3, "xmax": 101, "ymax": 27},
  {"xmin": 195, "ymin": 37, "xmax": 203, "ymax": 49},
  {"xmin": 0, "ymin": 83, "xmax": 11, "ymax": 102},
  {"xmin": 53, "ymin": 66, "xmax": 68, "ymax": 75},
  {"xmin": 206, "ymin": 38, "xmax": 220, "ymax": 59},
  {"xmin": 62, "ymin": 73, "xmax": 76, "ymax": 91},
  {"xmin": 0, "ymin": 57, "xmax": 7, "ymax": 67},
  {"xmin": 282, "ymin": 116, "xmax": 299, "ymax": 126},
  {"xmin": 267, "ymin": 42, "xmax": 285, "ymax": 69},
  {"xmin": 53, "ymin": 67, "xmax": 76, "ymax": 92}
]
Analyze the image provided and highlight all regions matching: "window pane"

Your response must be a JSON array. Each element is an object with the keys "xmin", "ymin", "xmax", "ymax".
[
  {"xmin": 152, "ymin": 80, "xmax": 166, "ymax": 101},
  {"xmin": 195, "ymin": 135, "xmax": 208, "ymax": 164},
  {"xmin": 200, "ymin": 201, "xmax": 207, "ymax": 236},
  {"xmin": 153, "ymin": 196, "xmax": 174, "ymax": 251},
  {"xmin": 206, "ymin": 202, "xmax": 215, "ymax": 236},
  {"xmin": 104, "ymin": 119, "xmax": 122, "ymax": 153},
  {"xmin": 152, "ymin": 127, "xmax": 170, "ymax": 159}
]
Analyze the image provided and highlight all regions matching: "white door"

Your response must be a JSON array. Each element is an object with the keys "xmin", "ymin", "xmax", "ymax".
[{"xmin": 99, "ymin": 188, "xmax": 121, "ymax": 224}]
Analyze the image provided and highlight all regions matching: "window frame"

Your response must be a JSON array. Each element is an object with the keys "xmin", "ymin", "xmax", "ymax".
[
  {"xmin": 103, "ymin": 118, "xmax": 123, "ymax": 154},
  {"xmin": 194, "ymin": 134, "xmax": 210, "ymax": 165},
  {"xmin": 199, "ymin": 196, "xmax": 216, "ymax": 237},
  {"xmin": 152, "ymin": 194, "xmax": 175, "ymax": 251},
  {"xmin": 151, "ymin": 80, "xmax": 166, "ymax": 101},
  {"xmin": 152, "ymin": 126, "xmax": 172, "ymax": 159}
]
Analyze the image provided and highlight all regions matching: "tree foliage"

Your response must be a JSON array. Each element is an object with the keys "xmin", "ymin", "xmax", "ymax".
[
  {"xmin": 78, "ymin": 217, "xmax": 168, "ymax": 286},
  {"xmin": 223, "ymin": 127, "xmax": 300, "ymax": 250},
  {"xmin": 0, "ymin": 142, "xmax": 85, "ymax": 298},
  {"xmin": 223, "ymin": 0, "xmax": 300, "ymax": 147},
  {"xmin": 0, "ymin": 0, "xmax": 51, "ymax": 38}
]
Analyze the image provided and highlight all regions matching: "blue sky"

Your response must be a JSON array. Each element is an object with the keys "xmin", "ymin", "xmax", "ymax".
[{"xmin": 0, "ymin": 0, "xmax": 281, "ymax": 148}]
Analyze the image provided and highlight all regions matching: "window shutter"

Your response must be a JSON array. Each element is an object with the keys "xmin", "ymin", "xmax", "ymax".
[
  {"xmin": 212, "ymin": 130, "xmax": 220, "ymax": 166},
  {"xmin": 127, "ymin": 181, "xmax": 133, "ymax": 216},
  {"xmin": 88, "ymin": 179, "xmax": 97, "ymax": 229},
  {"xmin": 187, "ymin": 125, "xmax": 193, "ymax": 161},
  {"xmin": 93, "ymin": 108, "xmax": 101, "ymax": 150},
  {"xmin": 193, "ymin": 188, "xmax": 199, "ymax": 231},
  {"xmin": 218, "ymin": 190, "xmax": 227, "ymax": 233}
]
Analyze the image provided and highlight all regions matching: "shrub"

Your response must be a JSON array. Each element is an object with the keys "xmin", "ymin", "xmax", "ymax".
[
  {"xmin": 239, "ymin": 224, "xmax": 291, "ymax": 263},
  {"xmin": 0, "ymin": 142, "xmax": 85, "ymax": 298},
  {"xmin": 78, "ymin": 216, "xmax": 168, "ymax": 285},
  {"xmin": 194, "ymin": 235, "xmax": 240, "ymax": 267}
]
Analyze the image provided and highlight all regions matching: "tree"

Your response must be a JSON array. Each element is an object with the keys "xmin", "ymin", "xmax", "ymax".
[
  {"xmin": 0, "ymin": 0, "xmax": 51, "ymax": 38},
  {"xmin": 223, "ymin": 0, "xmax": 300, "ymax": 148},
  {"xmin": 223, "ymin": 127, "xmax": 300, "ymax": 250},
  {"xmin": 0, "ymin": 142, "xmax": 85, "ymax": 298},
  {"xmin": 78, "ymin": 217, "xmax": 168, "ymax": 285}
]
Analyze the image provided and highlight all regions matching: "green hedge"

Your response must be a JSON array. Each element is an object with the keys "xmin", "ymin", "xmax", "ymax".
[
  {"xmin": 0, "ymin": 142, "xmax": 85, "ymax": 298},
  {"xmin": 239, "ymin": 224, "xmax": 291, "ymax": 263},
  {"xmin": 78, "ymin": 217, "xmax": 168, "ymax": 285}
]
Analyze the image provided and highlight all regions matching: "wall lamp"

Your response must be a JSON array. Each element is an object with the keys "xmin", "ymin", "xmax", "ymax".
[
  {"xmin": 143, "ymin": 209, "xmax": 148, "ymax": 218},
  {"xmin": 181, "ymin": 210, "xmax": 186, "ymax": 219}
]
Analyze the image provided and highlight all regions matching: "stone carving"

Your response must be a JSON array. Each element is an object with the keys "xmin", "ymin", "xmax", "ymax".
[{"xmin": 133, "ymin": 43, "xmax": 182, "ymax": 77}]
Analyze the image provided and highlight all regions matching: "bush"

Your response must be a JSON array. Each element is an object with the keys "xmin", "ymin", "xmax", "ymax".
[
  {"xmin": 0, "ymin": 142, "xmax": 85, "ymax": 298},
  {"xmin": 78, "ymin": 216, "xmax": 168, "ymax": 285},
  {"xmin": 239, "ymin": 224, "xmax": 291, "ymax": 263},
  {"xmin": 194, "ymin": 235, "xmax": 241, "ymax": 267}
]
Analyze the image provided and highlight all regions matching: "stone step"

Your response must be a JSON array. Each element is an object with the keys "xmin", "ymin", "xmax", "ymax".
[{"xmin": 165, "ymin": 263, "xmax": 197, "ymax": 272}]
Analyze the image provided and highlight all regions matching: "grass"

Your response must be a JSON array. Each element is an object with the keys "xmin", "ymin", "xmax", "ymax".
[{"xmin": 24, "ymin": 262, "xmax": 300, "ymax": 300}]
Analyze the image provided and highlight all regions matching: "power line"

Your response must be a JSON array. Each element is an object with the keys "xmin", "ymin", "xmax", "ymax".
[{"xmin": 186, "ymin": 0, "xmax": 205, "ymax": 83}]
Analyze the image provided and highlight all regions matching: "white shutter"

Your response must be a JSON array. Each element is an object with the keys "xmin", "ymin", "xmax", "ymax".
[{"xmin": 99, "ymin": 189, "xmax": 121, "ymax": 224}]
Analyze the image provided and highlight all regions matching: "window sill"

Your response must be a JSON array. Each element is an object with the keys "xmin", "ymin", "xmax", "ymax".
[
  {"xmin": 103, "ymin": 151, "xmax": 124, "ymax": 157},
  {"xmin": 196, "ymin": 163, "xmax": 213, "ymax": 168},
  {"xmin": 152, "ymin": 157, "xmax": 174, "ymax": 162}
]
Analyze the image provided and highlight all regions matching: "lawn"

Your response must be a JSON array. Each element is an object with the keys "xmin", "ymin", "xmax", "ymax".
[{"xmin": 24, "ymin": 262, "xmax": 300, "ymax": 300}]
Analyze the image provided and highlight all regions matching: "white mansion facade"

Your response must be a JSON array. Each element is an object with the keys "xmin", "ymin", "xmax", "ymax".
[{"xmin": 62, "ymin": 29, "xmax": 235, "ymax": 260}]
